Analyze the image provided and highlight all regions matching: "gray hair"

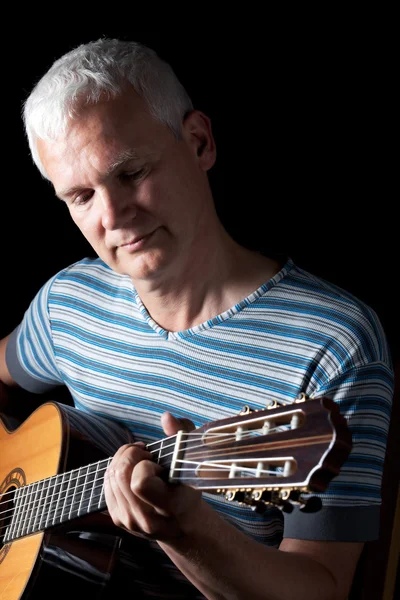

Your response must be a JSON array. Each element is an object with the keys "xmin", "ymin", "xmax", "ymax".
[{"xmin": 23, "ymin": 38, "xmax": 194, "ymax": 179}]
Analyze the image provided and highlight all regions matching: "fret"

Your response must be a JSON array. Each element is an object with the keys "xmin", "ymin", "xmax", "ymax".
[
  {"xmin": 76, "ymin": 467, "xmax": 89, "ymax": 517},
  {"xmin": 98, "ymin": 459, "xmax": 111, "ymax": 509},
  {"xmin": 45, "ymin": 474, "xmax": 59, "ymax": 528},
  {"xmin": 68, "ymin": 466, "xmax": 83, "ymax": 521},
  {"xmin": 59, "ymin": 472, "xmax": 73, "ymax": 524},
  {"xmin": 60, "ymin": 469, "xmax": 74, "ymax": 524},
  {"xmin": 158, "ymin": 439, "xmax": 163, "ymax": 465},
  {"xmin": 5, "ymin": 487, "xmax": 23, "ymax": 542},
  {"xmin": 17, "ymin": 484, "xmax": 35, "ymax": 538},
  {"xmin": 26, "ymin": 482, "xmax": 42, "ymax": 535},
  {"xmin": 32, "ymin": 480, "xmax": 47, "ymax": 532},
  {"xmin": 52, "ymin": 472, "xmax": 67, "ymax": 525},
  {"xmin": 14, "ymin": 485, "xmax": 27, "ymax": 538},
  {"xmin": 88, "ymin": 461, "xmax": 100, "ymax": 512},
  {"xmin": 25, "ymin": 482, "xmax": 37, "ymax": 535},
  {"xmin": 38, "ymin": 477, "xmax": 52, "ymax": 530},
  {"xmin": 159, "ymin": 438, "xmax": 173, "ymax": 470},
  {"xmin": 77, "ymin": 464, "xmax": 95, "ymax": 517},
  {"xmin": 6, "ymin": 488, "xmax": 18, "ymax": 541}
]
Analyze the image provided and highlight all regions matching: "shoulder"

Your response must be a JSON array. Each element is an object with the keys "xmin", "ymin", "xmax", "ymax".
[
  {"xmin": 49, "ymin": 257, "xmax": 133, "ymax": 299},
  {"xmin": 276, "ymin": 259, "xmax": 391, "ymax": 366}
]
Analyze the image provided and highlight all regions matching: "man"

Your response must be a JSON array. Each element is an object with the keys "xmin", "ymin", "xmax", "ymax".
[{"xmin": 0, "ymin": 38, "xmax": 394, "ymax": 599}]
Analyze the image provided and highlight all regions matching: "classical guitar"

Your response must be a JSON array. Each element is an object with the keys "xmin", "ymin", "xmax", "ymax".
[{"xmin": 0, "ymin": 395, "xmax": 351, "ymax": 599}]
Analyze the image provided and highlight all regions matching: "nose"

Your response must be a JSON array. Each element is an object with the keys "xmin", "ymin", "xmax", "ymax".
[{"xmin": 99, "ymin": 188, "xmax": 137, "ymax": 230}]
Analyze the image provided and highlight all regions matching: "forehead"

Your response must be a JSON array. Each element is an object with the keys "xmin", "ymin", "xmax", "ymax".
[{"xmin": 37, "ymin": 88, "xmax": 174, "ymax": 182}]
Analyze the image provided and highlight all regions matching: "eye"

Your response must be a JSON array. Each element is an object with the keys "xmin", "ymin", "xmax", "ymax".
[
  {"xmin": 119, "ymin": 168, "xmax": 146, "ymax": 183},
  {"xmin": 73, "ymin": 191, "xmax": 93, "ymax": 208}
]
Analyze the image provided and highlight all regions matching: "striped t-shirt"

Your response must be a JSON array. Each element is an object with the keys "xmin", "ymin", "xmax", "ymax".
[{"xmin": 6, "ymin": 255, "xmax": 394, "ymax": 595}]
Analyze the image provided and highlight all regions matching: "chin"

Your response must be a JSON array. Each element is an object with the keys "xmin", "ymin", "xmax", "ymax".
[{"xmin": 123, "ymin": 253, "xmax": 169, "ymax": 282}]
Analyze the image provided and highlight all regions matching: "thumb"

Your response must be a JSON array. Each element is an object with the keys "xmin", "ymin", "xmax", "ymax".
[{"xmin": 161, "ymin": 412, "xmax": 196, "ymax": 436}]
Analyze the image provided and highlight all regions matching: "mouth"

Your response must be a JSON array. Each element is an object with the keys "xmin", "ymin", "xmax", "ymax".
[{"xmin": 119, "ymin": 229, "xmax": 157, "ymax": 252}]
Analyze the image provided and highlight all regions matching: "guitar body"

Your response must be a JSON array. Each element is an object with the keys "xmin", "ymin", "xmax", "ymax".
[{"xmin": 0, "ymin": 402, "xmax": 134, "ymax": 600}]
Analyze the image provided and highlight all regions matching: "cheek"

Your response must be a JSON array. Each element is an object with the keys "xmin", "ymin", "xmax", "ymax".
[
  {"xmin": 70, "ymin": 210, "xmax": 104, "ymax": 245},
  {"xmin": 148, "ymin": 176, "xmax": 193, "ymax": 223}
]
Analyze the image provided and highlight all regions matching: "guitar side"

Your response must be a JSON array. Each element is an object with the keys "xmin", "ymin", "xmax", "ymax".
[{"xmin": 0, "ymin": 402, "xmax": 134, "ymax": 600}]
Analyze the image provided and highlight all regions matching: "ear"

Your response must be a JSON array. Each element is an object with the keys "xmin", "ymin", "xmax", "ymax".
[{"xmin": 182, "ymin": 110, "xmax": 216, "ymax": 171}]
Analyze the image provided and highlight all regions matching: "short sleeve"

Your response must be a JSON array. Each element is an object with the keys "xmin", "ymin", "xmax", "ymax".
[
  {"xmin": 6, "ymin": 274, "xmax": 64, "ymax": 393},
  {"xmin": 283, "ymin": 310, "xmax": 394, "ymax": 542}
]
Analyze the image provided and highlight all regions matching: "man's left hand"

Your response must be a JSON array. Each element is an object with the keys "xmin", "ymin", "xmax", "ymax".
[{"xmin": 104, "ymin": 413, "xmax": 202, "ymax": 541}]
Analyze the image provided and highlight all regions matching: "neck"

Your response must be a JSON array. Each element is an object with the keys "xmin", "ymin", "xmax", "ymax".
[{"xmin": 133, "ymin": 225, "xmax": 281, "ymax": 333}]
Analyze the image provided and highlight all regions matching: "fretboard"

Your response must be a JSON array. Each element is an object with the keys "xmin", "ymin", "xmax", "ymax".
[{"xmin": 4, "ymin": 443, "xmax": 173, "ymax": 543}]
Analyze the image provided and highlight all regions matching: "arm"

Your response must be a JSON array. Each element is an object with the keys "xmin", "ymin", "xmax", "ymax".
[
  {"xmin": 0, "ymin": 334, "xmax": 20, "ymax": 410},
  {"xmin": 160, "ymin": 500, "xmax": 363, "ymax": 600},
  {"xmin": 0, "ymin": 334, "xmax": 19, "ymax": 385},
  {"xmin": 104, "ymin": 414, "xmax": 363, "ymax": 600},
  {"xmin": 0, "ymin": 272, "xmax": 67, "ymax": 416},
  {"xmin": 0, "ymin": 333, "xmax": 56, "ymax": 423}
]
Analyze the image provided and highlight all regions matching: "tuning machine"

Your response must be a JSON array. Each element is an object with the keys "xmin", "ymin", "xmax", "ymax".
[
  {"xmin": 251, "ymin": 488, "xmax": 322, "ymax": 513},
  {"xmin": 250, "ymin": 489, "xmax": 294, "ymax": 513},
  {"xmin": 224, "ymin": 489, "xmax": 254, "ymax": 505},
  {"xmin": 238, "ymin": 405, "xmax": 254, "ymax": 415},
  {"xmin": 223, "ymin": 487, "xmax": 322, "ymax": 514}
]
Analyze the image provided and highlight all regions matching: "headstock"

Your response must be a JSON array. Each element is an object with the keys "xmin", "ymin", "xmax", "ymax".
[{"xmin": 170, "ymin": 395, "xmax": 352, "ymax": 513}]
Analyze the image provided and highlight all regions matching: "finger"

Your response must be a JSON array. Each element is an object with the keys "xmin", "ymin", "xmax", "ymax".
[
  {"xmin": 116, "ymin": 460, "xmax": 175, "ymax": 537},
  {"xmin": 161, "ymin": 412, "xmax": 195, "ymax": 436},
  {"xmin": 105, "ymin": 445, "xmax": 152, "ymax": 523},
  {"xmin": 131, "ymin": 461, "xmax": 172, "ymax": 516},
  {"xmin": 104, "ymin": 458, "xmax": 139, "ymax": 532},
  {"xmin": 107, "ymin": 444, "xmax": 149, "ymax": 497},
  {"xmin": 103, "ymin": 462, "xmax": 119, "ymax": 513},
  {"xmin": 110, "ymin": 441, "xmax": 147, "ymax": 463}
]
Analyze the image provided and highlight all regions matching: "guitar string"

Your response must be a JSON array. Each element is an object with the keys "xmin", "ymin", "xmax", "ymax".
[
  {"xmin": 0, "ymin": 461, "xmax": 286, "ymax": 540},
  {"xmin": 0, "ymin": 422, "xmax": 289, "ymax": 504},
  {"xmin": 1, "ymin": 463, "xmax": 284, "ymax": 540},
  {"xmin": 0, "ymin": 452, "xmax": 288, "ymax": 531},
  {"xmin": 0, "ymin": 451, "xmax": 286, "ymax": 525},
  {"xmin": 1, "ymin": 423, "xmax": 294, "ymax": 534}
]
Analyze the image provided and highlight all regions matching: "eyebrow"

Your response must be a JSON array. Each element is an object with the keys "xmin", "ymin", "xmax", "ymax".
[
  {"xmin": 56, "ymin": 149, "xmax": 146, "ymax": 200},
  {"xmin": 106, "ymin": 149, "xmax": 142, "ymax": 174}
]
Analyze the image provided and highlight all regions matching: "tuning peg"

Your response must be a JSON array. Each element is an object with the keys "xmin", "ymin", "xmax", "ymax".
[
  {"xmin": 225, "ymin": 490, "xmax": 254, "ymax": 506},
  {"xmin": 250, "ymin": 500, "xmax": 294, "ymax": 514},
  {"xmin": 277, "ymin": 501, "xmax": 294, "ymax": 513},
  {"xmin": 223, "ymin": 488, "xmax": 322, "ymax": 514},
  {"xmin": 225, "ymin": 490, "xmax": 245, "ymax": 502},
  {"xmin": 283, "ymin": 490, "xmax": 323, "ymax": 513},
  {"xmin": 299, "ymin": 496, "xmax": 322, "ymax": 513},
  {"xmin": 250, "ymin": 489, "xmax": 294, "ymax": 513},
  {"xmin": 267, "ymin": 399, "xmax": 278, "ymax": 410},
  {"xmin": 294, "ymin": 393, "xmax": 308, "ymax": 403},
  {"xmin": 250, "ymin": 502, "xmax": 267, "ymax": 514},
  {"xmin": 238, "ymin": 405, "xmax": 254, "ymax": 415}
]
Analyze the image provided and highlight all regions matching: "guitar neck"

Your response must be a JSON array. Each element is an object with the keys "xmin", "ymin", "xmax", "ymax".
[
  {"xmin": 2, "ymin": 396, "xmax": 352, "ymax": 544},
  {"xmin": 4, "ymin": 442, "xmax": 173, "ymax": 543}
]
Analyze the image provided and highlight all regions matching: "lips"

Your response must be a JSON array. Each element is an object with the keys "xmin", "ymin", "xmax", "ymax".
[
  {"xmin": 121, "ymin": 234, "xmax": 148, "ymax": 246},
  {"xmin": 117, "ymin": 229, "xmax": 158, "ymax": 252}
]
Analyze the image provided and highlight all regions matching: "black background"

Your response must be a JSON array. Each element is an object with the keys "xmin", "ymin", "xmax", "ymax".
[{"xmin": 1, "ymin": 30, "xmax": 397, "ymax": 360}]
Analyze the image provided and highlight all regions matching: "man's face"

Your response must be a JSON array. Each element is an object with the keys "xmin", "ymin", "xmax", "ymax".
[{"xmin": 37, "ymin": 87, "xmax": 215, "ymax": 283}]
